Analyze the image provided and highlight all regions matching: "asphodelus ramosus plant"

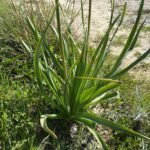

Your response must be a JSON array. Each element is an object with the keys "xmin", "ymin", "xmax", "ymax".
[{"xmin": 26, "ymin": 0, "xmax": 150, "ymax": 149}]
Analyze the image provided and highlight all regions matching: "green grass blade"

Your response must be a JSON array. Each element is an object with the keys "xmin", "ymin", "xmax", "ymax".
[
  {"xmin": 40, "ymin": 67, "xmax": 60, "ymax": 97},
  {"xmin": 100, "ymin": 91, "xmax": 120, "ymax": 101},
  {"xmin": 109, "ymin": 2, "xmax": 126, "ymax": 45},
  {"xmin": 75, "ymin": 116, "xmax": 96, "ymax": 128},
  {"xmin": 67, "ymin": 31, "xmax": 81, "ymax": 54},
  {"xmin": 0, "ymin": 55, "xmax": 23, "ymax": 66},
  {"xmin": 70, "ymin": 51, "xmax": 89, "ymax": 113},
  {"xmin": 44, "ymin": 44, "xmax": 63, "ymax": 74},
  {"xmin": 128, "ymin": 20, "xmax": 145, "ymax": 51},
  {"xmin": 59, "ymin": 3, "xmax": 74, "ymax": 34},
  {"xmin": 55, "ymin": 0, "xmax": 67, "ymax": 79},
  {"xmin": 110, "ymin": 0, "xmax": 114, "ymax": 24},
  {"xmin": 74, "ymin": 14, "xmax": 121, "ymax": 110},
  {"xmin": 114, "ymin": 48, "xmax": 150, "ymax": 77},
  {"xmin": 39, "ymin": 62, "xmax": 64, "ymax": 108},
  {"xmin": 33, "ymin": 7, "xmax": 56, "ymax": 92},
  {"xmin": 68, "ymin": 58, "xmax": 80, "ymax": 78},
  {"xmin": 21, "ymin": 39, "xmax": 32, "ymax": 55},
  {"xmin": 81, "ymin": 0, "xmax": 85, "ymax": 32},
  {"xmin": 40, "ymin": 70, "xmax": 65, "ymax": 112},
  {"xmin": 110, "ymin": 0, "xmax": 144, "ymax": 76},
  {"xmin": 75, "ymin": 116, "xmax": 109, "ymax": 149},
  {"xmin": 64, "ymin": 80, "xmax": 70, "ymax": 113},
  {"xmin": 87, "ymin": 14, "xmax": 121, "ymax": 77},
  {"xmin": 87, "ymin": 0, "xmax": 92, "ymax": 43},
  {"xmin": 74, "ymin": 76, "xmax": 120, "ymax": 104},
  {"xmin": 26, "ymin": 16, "xmax": 40, "ymax": 40},
  {"xmin": 87, "ymin": 91, "xmax": 120, "ymax": 108},
  {"xmin": 77, "ymin": 0, "xmax": 92, "ymax": 76},
  {"xmin": 92, "ymin": 33, "xmax": 109, "ymax": 76},
  {"xmin": 48, "ymin": 67, "xmax": 64, "ymax": 85},
  {"xmin": 63, "ymin": 38, "xmax": 71, "ymax": 66},
  {"xmin": 50, "ymin": 25, "xmax": 59, "ymax": 39},
  {"xmin": 75, "ymin": 76, "xmax": 121, "ymax": 83},
  {"xmin": 80, "ymin": 82, "xmax": 120, "ymax": 104}
]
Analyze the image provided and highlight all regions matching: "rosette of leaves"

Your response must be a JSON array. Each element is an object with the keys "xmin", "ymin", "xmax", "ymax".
[{"xmin": 26, "ymin": 0, "xmax": 150, "ymax": 149}]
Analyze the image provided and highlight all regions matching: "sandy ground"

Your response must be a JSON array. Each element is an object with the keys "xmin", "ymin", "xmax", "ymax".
[{"xmin": 58, "ymin": 0, "xmax": 150, "ymax": 81}]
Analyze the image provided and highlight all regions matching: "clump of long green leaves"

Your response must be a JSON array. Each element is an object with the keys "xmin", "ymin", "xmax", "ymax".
[{"xmin": 26, "ymin": 0, "xmax": 150, "ymax": 149}]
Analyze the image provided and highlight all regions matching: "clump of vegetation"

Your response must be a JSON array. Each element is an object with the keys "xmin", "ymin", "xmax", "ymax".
[
  {"xmin": 0, "ymin": 0, "xmax": 150, "ymax": 149},
  {"xmin": 24, "ymin": 0, "xmax": 150, "ymax": 149}
]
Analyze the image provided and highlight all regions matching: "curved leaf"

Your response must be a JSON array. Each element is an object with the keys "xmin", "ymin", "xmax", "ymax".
[
  {"xmin": 40, "ymin": 114, "xmax": 62, "ymax": 139},
  {"xmin": 77, "ymin": 112, "xmax": 150, "ymax": 141},
  {"xmin": 88, "ymin": 127, "xmax": 109, "ymax": 150}
]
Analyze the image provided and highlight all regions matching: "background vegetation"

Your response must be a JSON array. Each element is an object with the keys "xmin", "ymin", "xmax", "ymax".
[{"xmin": 0, "ymin": 0, "xmax": 150, "ymax": 149}]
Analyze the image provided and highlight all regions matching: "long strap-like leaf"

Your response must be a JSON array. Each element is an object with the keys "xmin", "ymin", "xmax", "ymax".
[
  {"xmin": 55, "ymin": 0, "xmax": 67, "ymax": 79},
  {"xmin": 77, "ymin": 112, "xmax": 150, "ymax": 140},
  {"xmin": 88, "ymin": 127, "xmax": 109, "ymax": 150},
  {"xmin": 110, "ymin": 0, "xmax": 144, "ymax": 76},
  {"xmin": 114, "ymin": 48, "xmax": 150, "ymax": 77},
  {"xmin": 80, "ymin": 82, "xmax": 120, "ymax": 107}
]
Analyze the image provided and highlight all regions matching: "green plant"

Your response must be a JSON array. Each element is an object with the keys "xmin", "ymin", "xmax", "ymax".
[
  {"xmin": 26, "ymin": 0, "xmax": 150, "ymax": 149},
  {"xmin": 0, "ymin": 72, "xmax": 49, "ymax": 150}
]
